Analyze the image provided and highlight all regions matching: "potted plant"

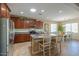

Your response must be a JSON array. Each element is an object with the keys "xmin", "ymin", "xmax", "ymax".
[{"xmin": 57, "ymin": 24, "xmax": 64, "ymax": 36}]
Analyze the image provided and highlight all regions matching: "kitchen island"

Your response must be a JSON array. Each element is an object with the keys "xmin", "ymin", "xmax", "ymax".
[{"xmin": 31, "ymin": 34, "xmax": 62, "ymax": 56}]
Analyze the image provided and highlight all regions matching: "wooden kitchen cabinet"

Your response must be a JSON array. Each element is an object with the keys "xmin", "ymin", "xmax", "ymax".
[
  {"xmin": 11, "ymin": 15, "xmax": 43, "ymax": 29},
  {"xmin": 15, "ymin": 19, "xmax": 25, "ymax": 29},
  {"xmin": 35, "ymin": 21, "xmax": 43, "ymax": 28},
  {"xmin": 0, "ymin": 3, "xmax": 11, "ymax": 18},
  {"xmin": 14, "ymin": 34, "xmax": 26, "ymax": 43},
  {"xmin": 11, "ymin": 16, "xmax": 25, "ymax": 29},
  {"xmin": 14, "ymin": 34, "xmax": 32, "ymax": 43},
  {"xmin": 11, "ymin": 15, "xmax": 43, "ymax": 43},
  {"xmin": 24, "ymin": 20, "xmax": 31, "ymax": 28},
  {"xmin": 24, "ymin": 20, "xmax": 43, "ymax": 29},
  {"xmin": 23, "ymin": 19, "xmax": 36, "ymax": 28}
]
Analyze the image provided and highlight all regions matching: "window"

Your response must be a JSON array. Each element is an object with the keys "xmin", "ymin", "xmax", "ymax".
[
  {"xmin": 51, "ymin": 24, "xmax": 57, "ymax": 33},
  {"xmin": 72, "ymin": 23, "xmax": 78, "ymax": 33},
  {"xmin": 65, "ymin": 24, "xmax": 71, "ymax": 32},
  {"xmin": 64, "ymin": 23, "xmax": 78, "ymax": 33}
]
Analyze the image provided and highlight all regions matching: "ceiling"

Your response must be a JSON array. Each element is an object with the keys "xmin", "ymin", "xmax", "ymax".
[{"xmin": 7, "ymin": 3, "xmax": 79, "ymax": 22}]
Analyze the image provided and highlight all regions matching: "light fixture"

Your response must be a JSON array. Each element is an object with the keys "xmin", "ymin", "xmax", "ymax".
[
  {"xmin": 20, "ymin": 12, "xmax": 24, "ymax": 14},
  {"xmin": 30, "ymin": 8, "xmax": 36, "ymax": 12},
  {"xmin": 41, "ymin": 10, "xmax": 45, "ymax": 12},
  {"xmin": 1, "ymin": 8, "xmax": 6, "ymax": 11},
  {"xmin": 59, "ymin": 10, "xmax": 62, "ymax": 13}
]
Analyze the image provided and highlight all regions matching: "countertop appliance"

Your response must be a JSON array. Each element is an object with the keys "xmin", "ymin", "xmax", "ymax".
[{"xmin": 0, "ymin": 18, "xmax": 15, "ymax": 56}]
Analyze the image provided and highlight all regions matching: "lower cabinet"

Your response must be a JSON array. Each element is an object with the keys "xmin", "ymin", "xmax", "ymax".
[{"xmin": 14, "ymin": 34, "xmax": 32, "ymax": 43}]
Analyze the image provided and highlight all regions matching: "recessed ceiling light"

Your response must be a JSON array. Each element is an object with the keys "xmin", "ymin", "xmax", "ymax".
[
  {"xmin": 59, "ymin": 10, "xmax": 62, "ymax": 13},
  {"xmin": 30, "ymin": 8, "xmax": 36, "ymax": 12},
  {"xmin": 41, "ymin": 10, "xmax": 45, "ymax": 12},
  {"xmin": 20, "ymin": 12, "xmax": 24, "ymax": 14}
]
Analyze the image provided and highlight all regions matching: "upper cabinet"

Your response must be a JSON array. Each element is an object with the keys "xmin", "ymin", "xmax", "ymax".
[
  {"xmin": 11, "ymin": 15, "xmax": 43, "ymax": 29},
  {"xmin": 35, "ymin": 21, "xmax": 43, "ymax": 29},
  {"xmin": 15, "ymin": 19, "xmax": 25, "ymax": 29},
  {"xmin": 0, "ymin": 3, "xmax": 11, "ymax": 18},
  {"xmin": 24, "ymin": 19, "xmax": 36, "ymax": 28},
  {"xmin": 11, "ymin": 16, "xmax": 25, "ymax": 29}
]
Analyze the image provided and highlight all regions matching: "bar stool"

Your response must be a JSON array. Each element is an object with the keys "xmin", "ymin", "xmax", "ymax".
[
  {"xmin": 39, "ymin": 34, "xmax": 51, "ymax": 56},
  {"xmin": 51, "ymin": 36, "xmax": 61, "ymax": 55}
]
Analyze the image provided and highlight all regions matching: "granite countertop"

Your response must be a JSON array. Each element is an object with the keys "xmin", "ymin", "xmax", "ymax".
[
  {"xmin": 12, "ymin": 29, "xmax": 58, "ymax": 37},
  {"xmin": 31, "ymin": 34, "xmax": 44, "ymax": 39},
  {"xmin": 13, "ymin": 29, "xmax": 44, "ymax": 34}
]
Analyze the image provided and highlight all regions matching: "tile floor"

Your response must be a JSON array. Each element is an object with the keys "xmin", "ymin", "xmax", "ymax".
[{"xmin": 13, "ymin": 42, "xmax": 31, "ymax": 56}]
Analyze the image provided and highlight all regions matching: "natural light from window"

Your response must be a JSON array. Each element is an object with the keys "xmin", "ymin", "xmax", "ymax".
[
  {"xmin": 64, "ymin": 23, "xmax": 78, "ymax": 33},
  {"xmin": 51, "ymin": 24, "xmax": 57, "ymax": 33}
]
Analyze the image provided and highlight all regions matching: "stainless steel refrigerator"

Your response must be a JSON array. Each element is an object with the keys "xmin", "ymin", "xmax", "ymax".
[{"xmin": 0, "ymin": 18, "xmax": 15, "ymax": 56}]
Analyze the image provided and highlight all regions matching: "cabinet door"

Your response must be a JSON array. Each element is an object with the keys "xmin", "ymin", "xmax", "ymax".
[
  {"xmin": 24, "ymin": 20, "xmax": 30, "ymax": 28},
  {"xmin": 15, "ymin": 19, "xmax": 20, "ymax": 29},
  {"xmin": 29, "ymin": 20, "xmax": 35, "ymax": 27},
  {"xmin": 24, "ymin": 20, "xmax": 36, "ymax": 28},
  {"xmin": 15, "ymin": 19, "xmax": 24, "ymax": 29},
  {"xmin": 40, "ymin": 21, "xmax": 43, "ymax": 28},
  {"xmin": 14, "ymin": 34, "xmax": 26, "ymax": 43},
  {"xmin": 14, "ymin": 34, "xmax": 32, "ymax": 43},
  {"xmin": 35, "ymin": 21, "xmax": 43, "ymax": 28},
  {"xmin": 19, "ymin": 20, "xmax": 25, "ymax": 29},
  {"xmin": 11, "ymin": 17, "xmax": 25, "ymax": 29}
]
